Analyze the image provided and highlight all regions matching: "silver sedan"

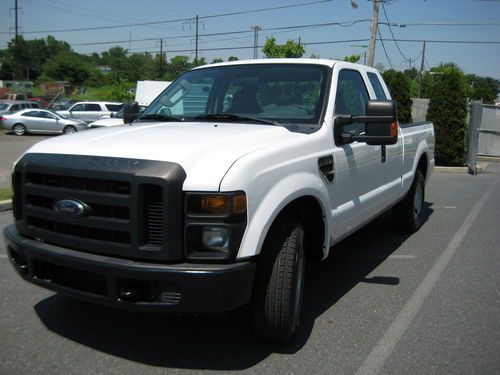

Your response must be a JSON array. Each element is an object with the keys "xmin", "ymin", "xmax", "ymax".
[{"xmin": 0, "ymin": 109, "xmax": 89, "ymax": 135}]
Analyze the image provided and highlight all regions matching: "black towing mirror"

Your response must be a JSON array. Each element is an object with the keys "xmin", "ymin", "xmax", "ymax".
[
  {"xmin": 335, "ymin": 100, "xmax": 399, "ymax": 146},
  {"xmin": 123, "ymin": 101, "xmax": 140, "ymax": 124}
]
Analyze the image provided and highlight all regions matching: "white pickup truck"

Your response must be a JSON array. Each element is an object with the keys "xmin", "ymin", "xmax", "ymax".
[{"xmin": 5, "ymin": 59, "xmax": 434, "ymax": 343}]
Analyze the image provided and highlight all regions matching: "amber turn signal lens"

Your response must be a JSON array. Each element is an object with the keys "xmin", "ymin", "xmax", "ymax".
[
  {"xmin": 390, "ymin": 122, "xmax": 398, "ymax": 137},
  {"xmin": 201, "ymin": 195, "xmax": 227, "ymax": 214},
  {"xmin": 232, "ymin": 194, "xmax": 247, "ymax": 214}
]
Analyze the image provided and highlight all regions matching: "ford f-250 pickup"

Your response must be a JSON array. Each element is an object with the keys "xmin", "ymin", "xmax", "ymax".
[{"xmin": 4, "ymin": 59, "xmax": 434, "ymax": 343}]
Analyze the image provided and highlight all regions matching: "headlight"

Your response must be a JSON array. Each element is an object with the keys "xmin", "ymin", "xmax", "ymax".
[{"xmin": 185, "ymin": 192, "xmax": 247, "ymax": 261}]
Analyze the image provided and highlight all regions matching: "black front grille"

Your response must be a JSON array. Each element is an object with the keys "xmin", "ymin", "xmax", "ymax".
[
  {"xmin": 28, "ymin": 216, "xmax": 131, "ymax": 244},
  {"xmin": 14, "ymin": 153, "xmax": 187, "ymax": 262},
  {"xmin": 27, "ymin": 173, "xmax": 131, "ymax": 195}
]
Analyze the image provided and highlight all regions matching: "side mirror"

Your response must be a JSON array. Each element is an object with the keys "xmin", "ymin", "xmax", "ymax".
[
  {"xmin": 123, "ymin": 102, "xmax": 140, "ymax": 124},
  {"xmin": 335, "ymin": 100, "xmax": 399, "ymax": 146}
]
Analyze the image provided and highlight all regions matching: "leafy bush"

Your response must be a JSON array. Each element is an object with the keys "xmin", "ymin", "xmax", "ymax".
[
  {"xmin": 426, "ymin": 67, "xmax": 467, "ymax": 166},
  {"xmin": 382, "ymin": 70, "xmax": 412, "ymax": 123}
]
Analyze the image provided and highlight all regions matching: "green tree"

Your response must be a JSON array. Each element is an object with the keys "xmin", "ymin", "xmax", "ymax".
[
  {"xmin": 164, "ymin": 55, "xmax": 191, "ymax": 81},
  {"xmin": 41, "ymin": 52, "xmax": 98, "ymax": 86},
  {"xmin": 211, "ymin": 58, "xmax": 224, "ymax": 64},
  {"xmin": 0, "ymin": 35, "xmax": 71, "ymax": 80},
  {"xmin": 343, "ymin": 54, "xmax": 360, "ymax": 63},
  {"xmin": 426, "ymin": 66, "xmax": 467, "ymax": 166},
  {"xmin": 382, "ymin": 69, "xmax": 412, "ymax": 123},
  {"xmin": 262, "ymin": 36, "xmax": 305, "ymax": 58},
  {"xmin": 228, "ymin": 56, "xmax": 239, "ymax": 61},
  {"xmin": 466, "ymin": 74, "xmax": 496, "ymax": 104}
]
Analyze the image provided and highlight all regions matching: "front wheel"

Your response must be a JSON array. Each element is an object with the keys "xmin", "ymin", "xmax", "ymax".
[
  {"xmin": 393, "ymin": 170, "xmax": 425, "ymax": 232},
  {"xmin": 253, "ymin": 218, "xmax": 306, "ymax": 343},
  {"xmin": 63, "ymin": 125, "xmax": 77, "ymax": 134},
  {"xmin": 12, "ymin": 123, "xmax": 26, "ymax": 136}
]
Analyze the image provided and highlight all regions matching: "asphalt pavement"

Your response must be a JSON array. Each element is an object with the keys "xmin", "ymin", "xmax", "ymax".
[
  {"xmin": 0, "ymin": 164, "xmax": 499, "ymax": 375},
  {"xmin": 0, "ymin": 133, "xmax": 51, "ymax": 188}
]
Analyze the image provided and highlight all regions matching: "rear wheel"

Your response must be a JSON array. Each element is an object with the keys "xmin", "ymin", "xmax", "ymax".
[
  {"xmin": 393, "ymin": 170, "xmax": 425, "ymax": 232},
  {"xmin": 12, "ymin": 123, "xmax": 26, "ymax": 136},
  {"xmin": 253, "ymin": 218, "xmax": 306, "ymax": 343},
  {"xmin": 63, "ymin": 125, "xmax": 77, "ymax": 134}
]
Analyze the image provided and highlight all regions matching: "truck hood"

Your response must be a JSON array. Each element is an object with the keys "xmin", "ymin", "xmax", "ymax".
[{"xmin": 25, "ymin": 121, "xmax": 302, "ymax": 191}]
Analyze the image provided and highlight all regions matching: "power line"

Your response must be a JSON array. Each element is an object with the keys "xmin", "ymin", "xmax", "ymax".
[
  {"xmin": 381, "ymin": 3, "xmax": 410, "ymax": 62},
  {"xmin": 70, "ymin": 19, "xmax": 371, "ymax": 47},
  {"xmin": 2, "ymin": 0, "xmax": 334, "ymax": 34},
  {"xmin": 377, "ymin": 28, "xmax": 395, "ymax": 69}
]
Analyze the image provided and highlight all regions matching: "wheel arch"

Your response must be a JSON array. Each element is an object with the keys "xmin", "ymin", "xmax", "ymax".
[{"xmin": 237, "ymin": 173, "xmax": 330, "ymax": 261}]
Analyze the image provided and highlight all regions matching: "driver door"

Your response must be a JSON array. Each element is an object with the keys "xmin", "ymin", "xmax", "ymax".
[{"xmin": 328, "ymin": 69, "xmax": 388, "ymax": 239}]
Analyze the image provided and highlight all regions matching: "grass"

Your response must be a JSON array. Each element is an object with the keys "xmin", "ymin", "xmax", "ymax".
[{"xmin": 0, "ymin": 188, "xmax": 13, "ymax": 201}]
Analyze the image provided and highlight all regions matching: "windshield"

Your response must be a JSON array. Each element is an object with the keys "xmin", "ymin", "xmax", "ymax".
[
  {"xmin": 0, "ymin": 103, "xmax": 8, "ymax": 110},
  {"xmin": 141, "ymin": 63, "xmax": 329, "ymax": 130}
]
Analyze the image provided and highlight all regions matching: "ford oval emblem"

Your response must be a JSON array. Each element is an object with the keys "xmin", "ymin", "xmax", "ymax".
[{"xmin": 54, "ymin": 198, "xmax": 86, "ymax": 218}]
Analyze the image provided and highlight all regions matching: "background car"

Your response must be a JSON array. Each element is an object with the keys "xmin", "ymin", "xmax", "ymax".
[
  {"xmin": 88, "ymin": 105, "xmax": 147, "ymax": 128},
  {"xmin": 56, "ymin": 101, "xmax": 123, "ymax": 123},
  {"xmin": 0, "ymin": 108, "xmax": 88, "ymax": 135},
  {"xmin": 0, "ymin": 100, "xmax": 41, "ymax": 114}
]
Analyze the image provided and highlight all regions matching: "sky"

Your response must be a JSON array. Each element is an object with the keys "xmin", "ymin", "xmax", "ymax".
[{"xmin": 1, "ymin": 0, "xmax": 499, "ymax": 79}]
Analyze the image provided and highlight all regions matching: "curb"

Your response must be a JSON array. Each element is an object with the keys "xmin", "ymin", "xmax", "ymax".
[
  {"xmin": 435, "ymin": 162, "xmax": 488, "ymax": 174},
  {"xmin": 0, "ymin": 199, "xmax": 12, "ymax": 212}
]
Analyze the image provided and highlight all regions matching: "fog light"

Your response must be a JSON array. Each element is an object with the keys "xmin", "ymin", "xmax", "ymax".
[{"xmin": 202, "ymin": 226, "xmax": 229, "ymax": 253}]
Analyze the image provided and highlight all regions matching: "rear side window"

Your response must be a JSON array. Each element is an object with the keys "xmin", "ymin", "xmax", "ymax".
[
  {"xmin": 105, "ymin": 104, "xmax": 122, "ymax": 111},
  {"xmin": 367, "ymin": 72, "xmax": 387, "ymax": 100},
  {"xmin": 84, "ymin": 104, "xmax": 101, "ymax": 111},
  {"xmin": 10, "ymin": 104, "xmax": 20, "ymax": 111}
]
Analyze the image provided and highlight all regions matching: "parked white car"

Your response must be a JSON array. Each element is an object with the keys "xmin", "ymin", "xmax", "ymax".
[
  {"xmin": 0, "ymin": 108, "xmax": 88, "ymax": 135},
  {"xmin": 57, "ymin": 101, "xmax": 123, "ymax": 123}
]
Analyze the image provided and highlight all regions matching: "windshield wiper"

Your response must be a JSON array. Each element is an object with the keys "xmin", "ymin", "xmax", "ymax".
[
  {"xmin": 138, "ymin": 113, "xmax": 180, "ymax": 122},
  {"xmin": 193, "ymin": 113, "xmax": 280, "ymax": 126}
]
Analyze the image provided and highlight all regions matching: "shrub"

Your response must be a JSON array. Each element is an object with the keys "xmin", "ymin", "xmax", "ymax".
[
  {"xmin": 426, "ymin": 67, "xmax": 467, "ymax": 166},
  {"xmin": 382, "ymin": 70, "xmax": 412, "ymax": 123}
]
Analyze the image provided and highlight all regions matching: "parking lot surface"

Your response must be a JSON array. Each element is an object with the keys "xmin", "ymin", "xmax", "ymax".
[
  {"xmin": 0, "ymin": 133, "xmax": 51, "ymax": 188},
  {"xmin": 0, "ymin": 144, "xmax": 499, "ymax": 374}
]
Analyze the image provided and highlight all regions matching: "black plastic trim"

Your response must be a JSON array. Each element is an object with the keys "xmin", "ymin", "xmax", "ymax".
[{"xmin": 5, "ymin": 224, "xmax": 255, "ymax": 313}]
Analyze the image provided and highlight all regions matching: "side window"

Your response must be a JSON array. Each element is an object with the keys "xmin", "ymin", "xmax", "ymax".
[
  {"xmin": 84, "ymin": 104, "xmax": 101, "ymax": 111},
  {"xmin": 105, "ymin": 104, "xmax": 122, "ymax": 111},
  {"xmin": 71, "ymin": 104, "xmax": 85, "ymax": 111},
  {"xmin": 335, "ymin": 69, "xmax": 370, "ymax": 135},
  {"xmin": 10, "ymin": 104, "xmax": 20, "ymax": 111},
  {"xmin": 367, "ymin": 72, "xmax": 388, "ymax": 100},
  {"xmin": 22, "ymin": 111, "xmax": 41, "ymax": 117}
]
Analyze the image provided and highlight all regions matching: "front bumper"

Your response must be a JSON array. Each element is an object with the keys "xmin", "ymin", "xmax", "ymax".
[{"xmin": 4, "ymin": 224, "xmax": 255, "ymax": 313}]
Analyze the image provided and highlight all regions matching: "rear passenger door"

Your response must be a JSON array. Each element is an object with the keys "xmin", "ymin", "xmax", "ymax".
[{"xmin": 70, "ymin": 103, "xmax": 102, "ymax": 122}]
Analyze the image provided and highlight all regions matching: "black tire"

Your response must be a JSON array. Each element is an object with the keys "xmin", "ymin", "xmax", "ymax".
[
  {"xmin": 12, "ymin": 123, "xmax": 26, "ymax": 136},
  {"xmin": 253, "ymin": 218, "xmax": 306, "ymax": 343},
  {"xmin": 63, "ymin": 125, "xmax": 77, "ymax": 134},
  {"xmin": 393, "ymin": 170, "xmax": 425, "ymax": 232}
]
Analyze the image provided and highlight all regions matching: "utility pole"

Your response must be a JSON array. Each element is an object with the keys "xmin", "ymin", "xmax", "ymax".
[
  {"xmin": 367, "ymin": 0, "xmax": 380, "ymax": 67},
  {"xmin": 159, "ymin": 38, "xmax": 164, "ymax": 78},
  {"xmin": 13, "ymin": 0, "xmax": 20, "ymax": 79},
  {"xmin": 251, "ymin": 25, "xmax": 262, "ymax": 59},
  {"xmin": 195, "ymin": 15, "xmax": 199, "ymax": 62},
  {"xmin": 418, "ymin": 41, "xmax": 426, "ymax": 98}
]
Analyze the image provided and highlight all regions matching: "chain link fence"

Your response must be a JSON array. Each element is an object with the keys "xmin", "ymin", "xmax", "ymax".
[{"xmin": 411, "ymin": 98, "xmax": 430, "ymax": 123}]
